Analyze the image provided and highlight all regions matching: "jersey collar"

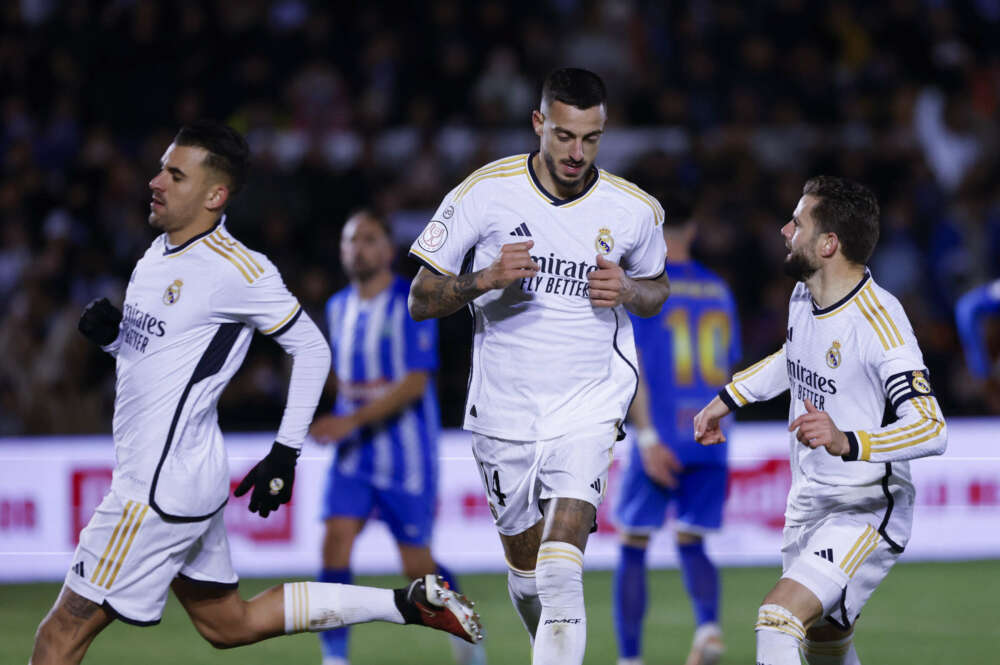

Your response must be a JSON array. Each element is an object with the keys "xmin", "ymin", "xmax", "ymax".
[
  {"xmin": 526, "ymin": 151, "xmax": 599, "ymax": 206},
  {"xmin": 811, "ymin": 270, "xmax": 871, "ymax": 316},
  {"xmin": 162, "ymin": 215, "xmax": 224, "ymax": 256}
]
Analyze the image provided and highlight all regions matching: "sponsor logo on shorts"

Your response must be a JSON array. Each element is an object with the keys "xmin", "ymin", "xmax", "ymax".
[
  {"xmin": 813, "ymin": 547, "xmax": 834, "ymax": 562},
  {"xmin": 73, "ymin": 561, "xmax": 85, "ymax": 577},
  {"xmin": 590, "ymin": 478, "xmax": 602, "ymax": 494}
]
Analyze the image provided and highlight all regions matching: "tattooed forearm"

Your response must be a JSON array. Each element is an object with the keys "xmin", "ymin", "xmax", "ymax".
[
  {"xmin": 624, "ymin": 272, "xmax": 671, "ymax": 317},
  {"xmin": 409, "ymin": 269, "xmax": 488, "ymax": 320}
]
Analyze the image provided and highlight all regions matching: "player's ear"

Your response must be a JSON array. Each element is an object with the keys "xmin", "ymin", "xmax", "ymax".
[
  {"xmin": 205, "ymin": 183, "xmax": 230, "ymax": 212},
  {"xmin": 532, "ymin": 110, "xmax": 545, "ymax": 137},
  {"xmin": 820, "ymin": 233, "xmax": 839, "ymax": 258}
]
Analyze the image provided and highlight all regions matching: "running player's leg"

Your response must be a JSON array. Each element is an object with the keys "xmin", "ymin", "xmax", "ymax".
[
  {"xmin": 802, "ymin": 621, "xmax": 860, "ymax": 665},
  {"xmin": 319, "ymin": 516, "xmax": 365, "ymax": 664},
  {"xmin": 673, "ymin": 464, "xmax": 727, "ymax": 665},
  {"xmin": 531, "ymin": 497, "xmax": 594, "ymax": 665},
  {"xmin": 499, "ymin": 519, "xmax": 545, "ymax": 643},
  {"xmin": 612, "ymin": 443, "xmax": 670, "ymax": 665},
  {"xmin": 31, "ymin": 588, "xmax": 114, "ymax": 665}
]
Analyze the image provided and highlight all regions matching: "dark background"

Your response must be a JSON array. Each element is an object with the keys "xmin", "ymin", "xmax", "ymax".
[{"xmin": 2, "ymin": 0, "xmax": 998, "ymax": 435}]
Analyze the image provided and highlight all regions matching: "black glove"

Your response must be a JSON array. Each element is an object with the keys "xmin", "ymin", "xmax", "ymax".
[
  {"xmin": 234, "ymin": 442, "xmax": 299, "ymax": 518},
  {"xmin": 78, "ymin": 297, "xmax": 123, "ymax": 347}
]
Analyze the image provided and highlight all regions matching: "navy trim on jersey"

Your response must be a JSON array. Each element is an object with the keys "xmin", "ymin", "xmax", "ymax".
[
  {"xmin": 102, "ymin": 600, "xmax": 161, "ymax": 627},
  {"xmin": 526, "ymin": 150, "xmax": 599, "ymax": 206},
  {"xmin": 810, "ymin": 271, "xmax": 870, "ymax": 316},
  {"xmin": 176, "ymin": 572, "xmax": 240, "ymax": 590},
  {"xmin": 409, "ymin": 251, "xmax": 444, "ymax": 276},
  {"xmin": 612, "ymin": 309, "xmax": 639, "ymax": 441},
  {"xmin": 877, "ymin": 463, "xmax": 905, "ymax": 553},
  {"xmin": 149, "ymin": 322, "xmax": 244, "ymax": 522},
  {"xmin": 268, "ymin": 307, "xmax": 303, "ymax": 338},
  {"xmin": 718, "ymin": 388, "xmax": 740, "ymax": 412},
  {"xmin": 824, "ymin": 587, "xmax": 852, "ymax": 631},
  {"xmin": 162, "ymin": 219, "xmax": 222, "ymax": 256}
]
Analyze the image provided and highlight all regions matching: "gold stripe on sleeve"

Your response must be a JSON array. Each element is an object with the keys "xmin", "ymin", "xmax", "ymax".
[
  {"xmin": 215, "ymin": 231, "xmax": 265, "ymax": 274},
  {"xmin": 728, "ymin": 383, "xmax": 749, "ymax": 406},
  {"xmin": 409, "ymin": 248, "xmax": 457, "ymax": 276},
  {"xmin": 262, "ymin": 304, "xmax": 301, "ymax": 335},
  {"xmin": 601, "ymin": 172, "xmax": 664, "ymax": 223},
  {"xmin": 854, "ymin": 297, "xmax": 890, "ymax": 350},
  {"xmin": 733, "ymin": 349, "xmax": 783, "ymax": 382},
  {"xmin": 203, "ymin": 235, "xmax": 253, "ymax": 283},
  {"xmin": 602, "ymin": 176, "xmax": 663, "ymax": 223},
  {"xmin": 210, "ymin": 231, "xmax": 260, "ymax": 279},
  {"xmin": 860, "ymin": 287, "xmax": 900, "ymax": 349},
  {"xmin": 103, "ymin": 504, "xmax": 149, "ymax": 589},
  {"xmin": 455, "ymin": 164, "xmax": 527, "ymax": 201},
  {"xmin": 91, "ymin": 501, "xmax": 134, "ymax": 584},
  {"xmin": 865, "ymin": 286, "xmax": 904, "ymax": 347}
]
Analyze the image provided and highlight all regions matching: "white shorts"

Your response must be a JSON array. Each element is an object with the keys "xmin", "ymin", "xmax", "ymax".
[
  {"xmin": 64, "ymin": 490, "xmax": 238, "ymax": 625},
  {"xmin": 781, "ymin": 513, "xmax": 901, "ymax": 629},
  {"xmin": 470, "ymin": 421, "xmax": 618, "ymax": 536}
]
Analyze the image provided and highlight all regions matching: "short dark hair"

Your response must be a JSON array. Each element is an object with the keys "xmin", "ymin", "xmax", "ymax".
[
  {"xmin": 803, "ymin": 175, "xmax": 880, "ymax": 265},
  {"xmin": 541, "ymin": 68, "xmax": 607, "ymax": 111},
  {"xmin": 174, "ymin": 121, "xmax": 249, "ymax": 197}
]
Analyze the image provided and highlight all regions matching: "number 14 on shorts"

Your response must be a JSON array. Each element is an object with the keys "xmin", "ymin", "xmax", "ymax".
[{"xmin": 479, "ymin": 463, "xmax": 507, "ymax": 506}]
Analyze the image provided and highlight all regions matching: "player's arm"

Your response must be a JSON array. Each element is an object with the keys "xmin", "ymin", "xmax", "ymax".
[
  {"xmin": 627, "ymin": 366, "xmax": 681, "ymax": 488},
  {"xmin": 408, "ymin": 240, "xmax": 540, "ymax": 320},
  {"xmin": 694, "ymin": 345, "xmax": 790, "ymax": 445},
  {"xmin": 310, "ymin": 370, "xmax": 429, "ymax": 443},
  {"xmin": 588, "ymin": 259, "xmax": 671, "ymax": 317}
]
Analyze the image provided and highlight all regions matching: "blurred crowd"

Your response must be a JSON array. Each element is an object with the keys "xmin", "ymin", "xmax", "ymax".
[{"xmin": 2, "ymin": 0, "xmax": 999, "ymax": 434}]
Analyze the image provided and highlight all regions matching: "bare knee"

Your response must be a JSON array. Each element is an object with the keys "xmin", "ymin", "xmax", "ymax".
[{"xmin": 501, "ymin": 519, "xmax": 544, "ymax": 571}]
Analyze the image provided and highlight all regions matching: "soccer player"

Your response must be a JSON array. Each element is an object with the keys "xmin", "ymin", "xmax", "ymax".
[
  {"xmin": 30, "ymin": 122, "xmax": 481, "ymax": 665},
  {"xmin": 407, "ymin": 68, "xmax": 671, "ymax": 665},
  {"xmin": 955, "ymin": 278, "xmax": 1000, "ymax": 380},
  {"xmin": 309, "ymin": 210, "xmax": 486, "ymax": 665},
  {"xmin": 613, "ymin": 196, "xmax": 739, "ymax": 665},
  {"xmin": 694, "ymin": 176, "xmax": 947, "ymax": 665}
]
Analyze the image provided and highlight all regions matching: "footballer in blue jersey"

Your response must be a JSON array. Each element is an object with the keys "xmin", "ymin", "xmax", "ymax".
[
  {"xmin": 613, "ymin": 200, "xmax": 740, "ymax": 665},
  {"xmin": 955, "ymin": 279, "xmax": 1000, "ymax": 380},
  {"xmin": 310, "ymin": 211, "xmax": 485, "ymax": 665}
]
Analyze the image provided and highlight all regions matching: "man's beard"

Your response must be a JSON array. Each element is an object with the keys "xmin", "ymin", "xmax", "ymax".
[
  {"xmin": 783, "ymin": 250, "xmax": 818, "ymax": 281},
  {"xmin": 543, "ymin": 151, "xmax": 587, "ymax": 191}
]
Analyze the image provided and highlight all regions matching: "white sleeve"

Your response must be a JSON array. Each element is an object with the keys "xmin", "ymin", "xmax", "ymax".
[
  {"xmin": 270, "ymin": 311, "xmax": 332, "ymax": 449},
  {"xmin": 622, "ymin": 201, "xmax": 667, "ymax": 280},
  {"xmin": 720, "ymin": 345, "xmax": 790, "ymax": 410},
  {"xmin": 210, "ymin": 255, "xmax": 303, "ymax": 336},
  {"xmin": 408, "ymin": 184, "xmax": 484, "ymax": 276}
]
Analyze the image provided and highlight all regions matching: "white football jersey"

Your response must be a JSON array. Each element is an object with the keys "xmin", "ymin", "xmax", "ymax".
[
  {"xmin": 720, "ymin": 272, "xmax": 947, "ymax": 550},
  {"xmin": 409, "ymin": 153, "xmax": 668, "ymax": 440},
  {"xmin": 106, "ymin": 219, "xmax": 306, "ymax": 520}
]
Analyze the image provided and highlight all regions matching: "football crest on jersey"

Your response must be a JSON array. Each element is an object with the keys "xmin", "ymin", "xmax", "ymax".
[
  {"xmin": 595, "ymin": 227, "xmax": 614, "ymax": 254},
  {"xmin": 825, "ymin": 340, "xmax": 841, "ymax": 368},
  {"xmin": 163, "ymin": 279, "xmax": 183, "ymax": 305},
  {"xmin": 911, "ymin": 370, "xmax": 931, "ymax": 394},
  {"xmin": 418, "ymin": 221, "xmax": 448, "ymax": 253}
]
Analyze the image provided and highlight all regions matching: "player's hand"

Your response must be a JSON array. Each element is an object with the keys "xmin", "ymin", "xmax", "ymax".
[
  {"xmin": 78, "ymin": 297, "xmax": 122, "ymax": 346},
  {"xmin": 640, "ymin": 441, "xmax": 683, "ymax": 488},
  {"xmin": 479, "ymin": 240, "xmax": 539, "ymax": 290},
  {"xmin": 694, "ymin": 396, "xmax": 730, "ymax": 445},
  {"xmin": 310, "ymin": 414, "xmax": 358, "ymax": 444},
  {"xmin": 234, "ymin": 442, "xmax": 299, "ymax": 517},
  {"xmin": 789, "ymin": 399, "xmax": 849, "ymax": 457},
  {"xmin": 588, "ymin": 254, "xmax": 635, "ymax": 308}
]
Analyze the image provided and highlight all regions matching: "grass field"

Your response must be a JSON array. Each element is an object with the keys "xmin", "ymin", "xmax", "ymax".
[{"xmin": 4, "ymin": 560, "xmax": 996, "ymax": 664}]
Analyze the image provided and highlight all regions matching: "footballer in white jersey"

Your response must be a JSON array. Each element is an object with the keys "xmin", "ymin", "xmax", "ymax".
[
  {"xmin": 33, "ymin": 122, "xmax": 483, "ymax": 665},
  {"xmin": 410, "ymin": 151, "xmax": 667, "ymax": 442},
  {"xmin": 408, "ymin": 69, "xmax": 670, "ymax": 665},
  {"xmin": 695, "ymin": 176, "xmax": 946, "ymax": 665}
]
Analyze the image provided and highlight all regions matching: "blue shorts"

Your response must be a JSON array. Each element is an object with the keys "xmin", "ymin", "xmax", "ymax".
[
  {"xmin": 322, "ymin": 467, "xmax": 436, "ymax": 546},
  {"xmin": 614, "ymin": 444, "xmax": 728, "ymax": 534}
]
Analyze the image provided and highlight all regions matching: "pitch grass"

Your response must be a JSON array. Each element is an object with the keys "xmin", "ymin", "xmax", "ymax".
[{"xmin": 4, "ymin": 560, "xmax": 996, "ymax": 664}]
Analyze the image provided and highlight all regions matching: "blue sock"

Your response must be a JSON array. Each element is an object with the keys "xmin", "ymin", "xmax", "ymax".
[
  {"xmin": 435, "ymin": 563, "xmax": 461, "ymax": 593},
  {"xmin": 678, "ymin": 540, "xmax": 719, "ymax": 626},
  {"xmin": 613, "ymin": 544, "xmax": 647, "ymax": 659},
  {"xmin": 318, "ymin": 567, "xmax": 352, "ymax": 660}
]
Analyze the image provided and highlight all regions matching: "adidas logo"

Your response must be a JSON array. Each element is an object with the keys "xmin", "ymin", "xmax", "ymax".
[
  {"xmin": 509, "ymin": 222, "xmax": 532, "ymax": 237},
  {"xmin": 590, "ymin": 478, "xmax": 602, "ymax": 494},
  {"xmin": 813, "ymin": 548, "xmax": 834, "ymax": 562},
  {"xmin": 72, "ymin": 561, "xmax": 85, "ymax": 577}
]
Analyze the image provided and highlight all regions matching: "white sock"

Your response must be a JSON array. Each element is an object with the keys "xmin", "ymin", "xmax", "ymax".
[
  {"xmin": 803, "ymin": 634, "xmax": 861, "ymax": 665},
  {"xmin": 283, "ymin": 581, "xmax": 404, "ymax": 634},
  {"xmin": 533, "ymin": 541, "xmax": 587, "ymax": 665},
  {"xmin": 755, "ymin": 604, "xmax": 806, "ymax": 665},
  {"xmin": 507, "ymin": 564, "xmax": 541, "ymax": 642}
]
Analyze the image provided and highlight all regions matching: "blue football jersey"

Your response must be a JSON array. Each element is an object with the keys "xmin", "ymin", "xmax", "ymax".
[
  {"xmin": 325, "ymin": 275, "xmax": 440, "ymax": 494},
  {"xmin": 629, "ymin": 261, "xmax": 740, "ymax": 465},
  {"xmin": 955, "ymin": 279, "xmax": 1000, "ymax": 379}
]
